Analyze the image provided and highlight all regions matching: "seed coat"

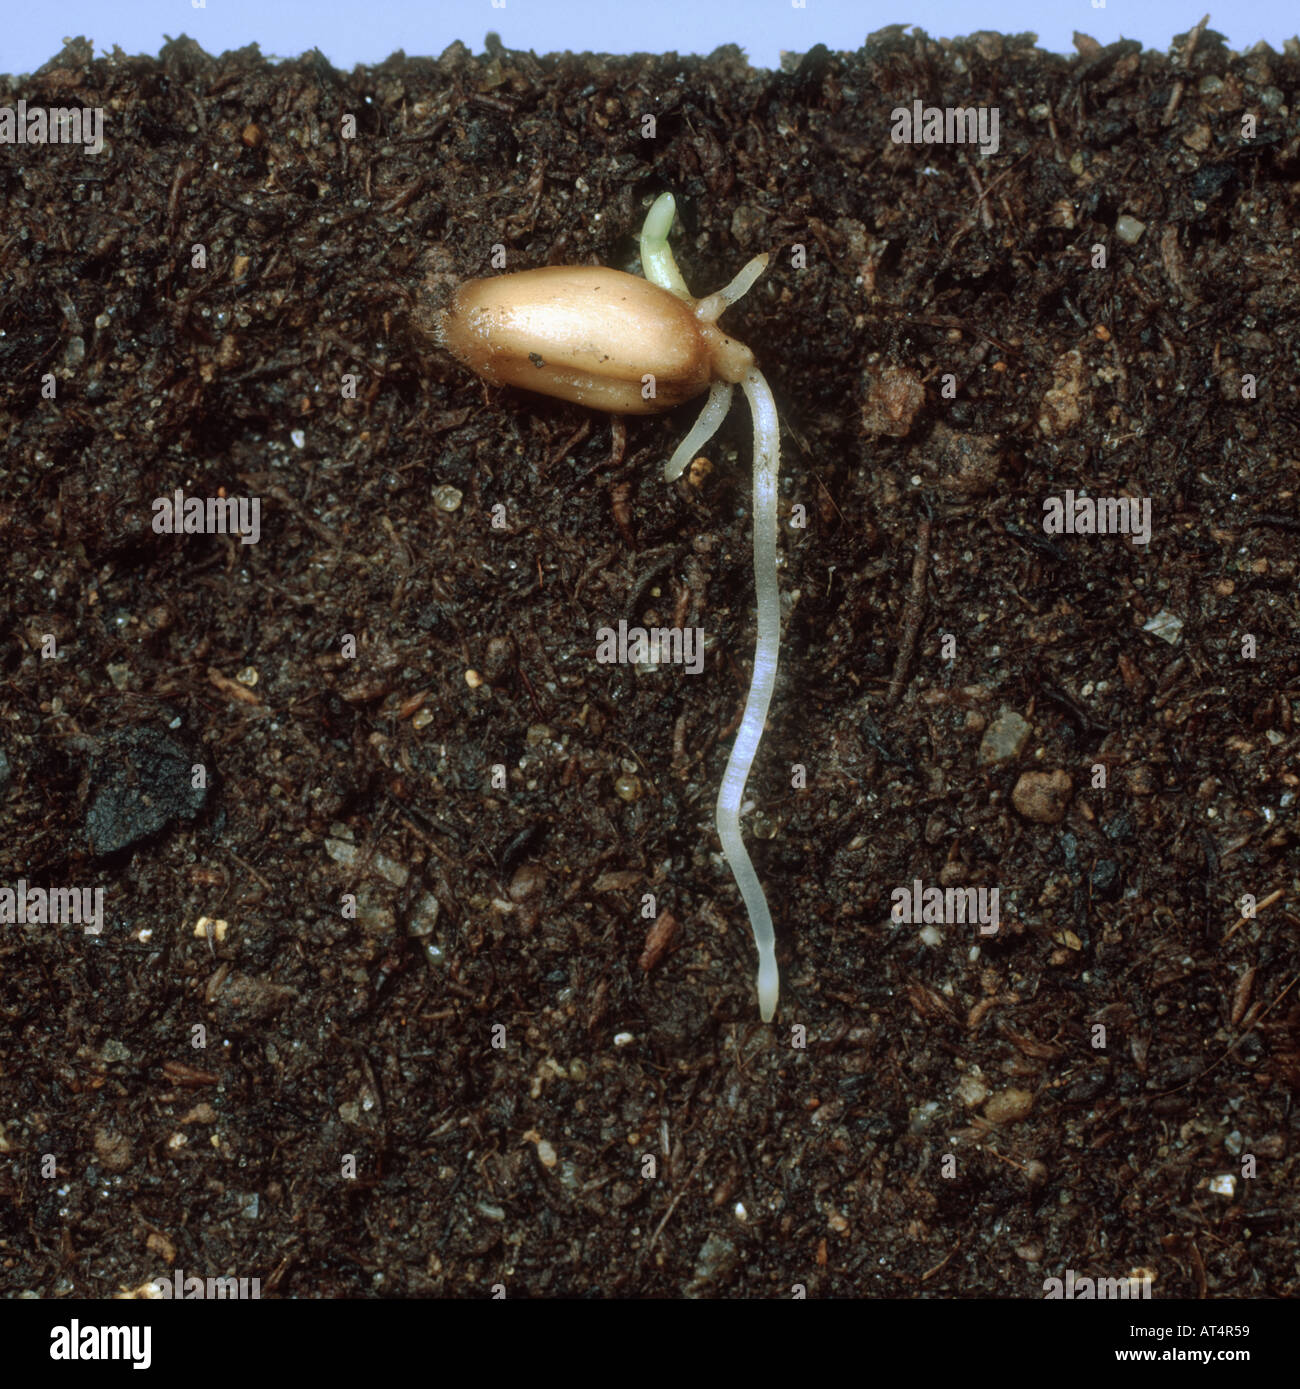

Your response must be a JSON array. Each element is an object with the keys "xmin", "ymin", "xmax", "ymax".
[{"xmin": 439, "ymin": 265, "xmax": 720, "ymax": 412}]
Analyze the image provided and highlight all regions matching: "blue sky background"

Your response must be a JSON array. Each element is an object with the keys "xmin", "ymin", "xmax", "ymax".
[{"xmin": 3, "ymin": 1, "xmax": 1297, "ymax": 76}]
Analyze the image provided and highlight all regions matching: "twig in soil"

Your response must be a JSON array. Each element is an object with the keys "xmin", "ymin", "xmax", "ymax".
[
  {"xmin": 646, "ymin": 1146, "xmax": 713, "ymax": 1253},
  {"xmin": 886, "ymin": 516, "xmax": 932, "ymax": 707},
  {"xmin": 920, "ymin": 1242, "xmax": 961, "ymax": 1282},
  {"xmin": 224, "ymin": 847, "xmax": 273, "ymax": 893},
  {"xmin": 1156, "ymin": 972, "xmax": 1299, "ymax": 1095},
  {"xmin": 1222, "ymin": 887, "xmax": 1284, "ymax": 945}
]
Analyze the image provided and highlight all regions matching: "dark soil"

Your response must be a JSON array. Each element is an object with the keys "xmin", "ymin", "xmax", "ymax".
[{"xmin": 1, "ymin": 25, "xmax": 1298, "ymax": 1299}]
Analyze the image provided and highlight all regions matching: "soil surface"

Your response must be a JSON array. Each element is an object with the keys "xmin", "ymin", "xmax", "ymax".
[{"xmin": 1, "ymin": 25, "xmax": 1298, "ymax": 1298}]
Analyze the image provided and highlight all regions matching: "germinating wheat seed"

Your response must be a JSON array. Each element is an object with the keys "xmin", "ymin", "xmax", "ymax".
[{"xmin": 435, "ymin": 193, "xmax": 784, "ymax": 1021}]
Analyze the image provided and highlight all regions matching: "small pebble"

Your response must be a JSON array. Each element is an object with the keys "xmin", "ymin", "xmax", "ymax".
[
  {"xmin": 93, "ymin": 1127, "xmax": 134, "ymax": 1172},
  {"xmin": 324, "ymin": 832, "xmax": 358, "ymax": 867},
  {"xmin": 685, "ymin": 1234, "xmax": 738, "ymax": 1296},
  {"xmin": 1012, "ymin": 769, "xmax": 1073, "ymax": 824},
  {"xmin": 508, "ymin": 863, "xmax": 545, "ymax": 901},
  {"xmin": 984, "ymin": 1087, "xmax": 1034, "ymax": 1125},
  {"xmin": 956, "ymin": 1074, "xmax": 988, "ymax": 1107},
  {"xmin": 1126, "ymin": 764, "xmax": 1158, "ymax": 796},
  {"xmin": 1143, "ymin": 610, "xmax": 1183, "ymax": 645},
  {"xmin": 1116, "ymin": 214, "xmax": 1146, "ymax": 244},
  {"xmin": 407, "ymin": 892, "xmax": 441, "ymax": 937},
  {"xmin": 861, "ymin": 364, "xmax": 925, "ymax": 438},
  {"xmin": 979, "ymin": 709, "xmax": 1031, "ymax": 765}
]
